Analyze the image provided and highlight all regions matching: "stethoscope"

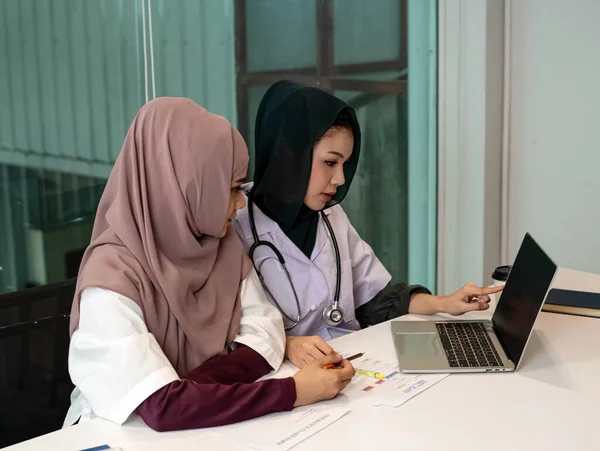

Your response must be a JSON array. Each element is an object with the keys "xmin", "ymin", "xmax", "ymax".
[{"xmin": 247, "ymin": 195, "xmax": 343, "ymax": 330}]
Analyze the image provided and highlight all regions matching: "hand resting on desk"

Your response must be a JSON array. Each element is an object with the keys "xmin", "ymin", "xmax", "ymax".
[{"xmin": 285, "ymin": 335, "xmax": 335, "ymax": 368}]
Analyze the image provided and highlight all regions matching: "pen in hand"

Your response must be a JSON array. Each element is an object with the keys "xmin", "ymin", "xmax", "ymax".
[{"xmin": 323, "ymin": 352, "xmax": 364, "ymax": 369}]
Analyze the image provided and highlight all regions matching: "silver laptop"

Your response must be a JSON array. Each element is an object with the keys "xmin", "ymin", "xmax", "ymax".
[{"xmin": 391, "ymin": 233, "xmax": 557, "ymax": 373}]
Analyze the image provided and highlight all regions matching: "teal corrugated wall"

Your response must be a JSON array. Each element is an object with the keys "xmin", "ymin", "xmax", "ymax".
[
  {"xmin": 0, "ymin": 0, "xmax": 142, "ymax": 177},
  {"xmin": 0, "ymin": 0, "xmax": 236, "ymax": 178}
]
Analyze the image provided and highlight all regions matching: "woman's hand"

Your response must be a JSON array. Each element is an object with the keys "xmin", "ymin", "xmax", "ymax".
[
  {"xmin": 292, "ymin": 354, "xmax": 355, "ymax": 407},
  {"xmin": 441, "ymin": 282, "xmax": 504, "ymax": 315},
  {"xmin": 285, "ymin": 335, "xmax": 335, "ymax": 368},
  {"xmin": 409, "ymin": 283, "xmax": 504, "ymax": 316}
]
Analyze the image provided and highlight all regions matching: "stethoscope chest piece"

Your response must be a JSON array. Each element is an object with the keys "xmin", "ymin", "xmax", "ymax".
[{"xmin": 322, "ymin": 304, "xmax": 344, "ymax": 326}]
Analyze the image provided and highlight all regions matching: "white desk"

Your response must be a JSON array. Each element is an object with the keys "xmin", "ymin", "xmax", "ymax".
[{"xmin": 6, "ymin": 305, "xmax": 600, "ymax": 451}]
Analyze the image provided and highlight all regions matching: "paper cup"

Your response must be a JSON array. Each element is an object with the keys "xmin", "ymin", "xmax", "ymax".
[{"xmin": 491, "ymin": 265, "xmax": 511, "ymax": 287}]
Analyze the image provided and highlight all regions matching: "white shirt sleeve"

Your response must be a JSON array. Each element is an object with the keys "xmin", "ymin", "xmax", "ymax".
[
  {"xmin": 67, "ymin": 271, "xmax": 285, "ymax": 427},
  {"xmin": 233, "ymin": 268, "xmax": 286, "ymax": 371},
  {"xmin": 67, "ymin": 287, "xmax": 179, "ymax": 426}
]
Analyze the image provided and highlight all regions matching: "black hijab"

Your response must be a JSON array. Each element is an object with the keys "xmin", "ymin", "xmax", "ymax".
[{"xmin": 250, "ymin": 80, "xmax": 361, "ymax": 257}]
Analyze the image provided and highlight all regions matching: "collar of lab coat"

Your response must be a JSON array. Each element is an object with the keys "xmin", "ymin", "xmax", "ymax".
[{"xmin": 238, "ymin": 182, "xmax": 332, "ymax": 263}]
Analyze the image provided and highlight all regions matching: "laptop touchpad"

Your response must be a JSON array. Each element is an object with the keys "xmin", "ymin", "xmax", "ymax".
[
  {"xmin": 397, "ymin": 332, "xmax": 444, "ymax": 358},
  {"xmin": 392, "ymin": 321, "xmax": 448, "ymax": 370}
]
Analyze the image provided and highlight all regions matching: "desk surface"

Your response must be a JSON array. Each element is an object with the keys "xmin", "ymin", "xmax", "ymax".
[{"xmin": 6, "ymin": 308, "xmax": 600, "ymax": 451}]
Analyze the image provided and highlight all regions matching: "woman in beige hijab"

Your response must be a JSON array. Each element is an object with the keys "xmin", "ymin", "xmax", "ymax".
[{"xmin": 64, "ymin": 97, "xmax": 354, "ymax": 431}]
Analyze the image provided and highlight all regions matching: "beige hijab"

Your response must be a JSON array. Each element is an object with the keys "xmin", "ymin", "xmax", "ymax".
[{"xmin": 70, "ymin": 97, "xmax": 251, "ymax": 375}]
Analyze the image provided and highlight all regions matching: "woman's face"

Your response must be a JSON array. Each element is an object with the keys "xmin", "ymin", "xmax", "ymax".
[
  {"xmin": 221, "ymin": 176, "xmax": 246, "ymax": 237},
  {"xmin": 303, "ymin": 127, "xmax": 354, "ymax": 211}
]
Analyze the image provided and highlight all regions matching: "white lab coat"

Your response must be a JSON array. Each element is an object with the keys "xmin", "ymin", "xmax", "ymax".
[
  {"xmin": 63, "ymin": 268, "xmax": 285, "ymax": 427},
  {"xmin": 233, "ymin": 191, "xmax": 391, "ymax": 340}
]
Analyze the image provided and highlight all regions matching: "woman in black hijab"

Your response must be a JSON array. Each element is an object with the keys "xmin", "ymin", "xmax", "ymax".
[
  {"xmin": 234, "ymin": 80, "xmax": 503, "ymax": 368},
  {"xmin": 250, "ymin": 79, "xmax": 360, "ymax": 258}
]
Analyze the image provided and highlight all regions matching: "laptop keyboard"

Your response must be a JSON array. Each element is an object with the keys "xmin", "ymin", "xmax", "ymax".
[{"xmin": 435, "ymin": 322, "xmax": 504, "ymax": 368}]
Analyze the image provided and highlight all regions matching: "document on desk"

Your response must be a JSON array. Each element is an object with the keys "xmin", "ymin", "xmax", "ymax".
[
  {"xmin": 339, "ymin": 354, "xmax": 449, "ymax": 407},
  {"xmin": 212, "ymin": 405, "xmax": 350, "ymax": 451},
  {"xmin": 261, "ymin": 354, "xmax": 449, "ymax": 408}
]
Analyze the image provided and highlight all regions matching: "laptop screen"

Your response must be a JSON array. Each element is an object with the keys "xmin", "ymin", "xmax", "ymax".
[{"xmin": 491, "ymin": 233, "xmax": 557, "ymax": 365}]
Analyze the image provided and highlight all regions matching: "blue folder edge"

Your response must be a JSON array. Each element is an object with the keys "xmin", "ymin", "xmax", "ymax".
[{"xmin": 545, "ymin": 289, "xmax": 600, "ymax": 309}]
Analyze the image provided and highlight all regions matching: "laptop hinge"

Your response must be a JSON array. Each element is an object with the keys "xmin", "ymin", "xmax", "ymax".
[{"xmin": 490, "ymin": 320, "xmax": 515, "ymax": 364}]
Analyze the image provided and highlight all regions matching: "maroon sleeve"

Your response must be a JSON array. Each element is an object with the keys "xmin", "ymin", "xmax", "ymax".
[
  {"xmin": 137, "ymin": 345, "xmax": 297, "ymax": 431},
  {"xmin": 184, "ymin": 344, "xmax": 274, "ymax": 385},
  {"xmin": 137, "ymin": 377, "xmax": 296, "ymax": 431}
]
